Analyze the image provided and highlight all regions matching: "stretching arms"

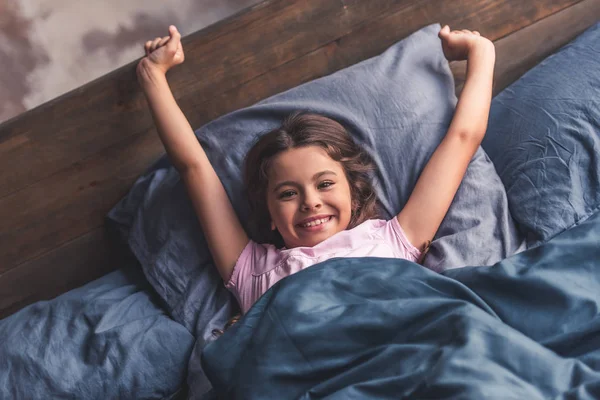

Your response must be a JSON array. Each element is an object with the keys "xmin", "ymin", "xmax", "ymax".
[{"xmin": 137, "ymin": 26, "xmax": 249, "ymax": 283}]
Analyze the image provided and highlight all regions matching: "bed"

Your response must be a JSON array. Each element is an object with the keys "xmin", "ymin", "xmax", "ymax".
[{"xmin": 1, "ymin": 0, "xmax": 599, "ymax": 399}]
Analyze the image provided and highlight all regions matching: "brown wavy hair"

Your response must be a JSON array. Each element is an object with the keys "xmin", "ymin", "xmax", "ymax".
[{"xmin": 243, "ymin": 111, "xmax": 381, "ymax": 248}]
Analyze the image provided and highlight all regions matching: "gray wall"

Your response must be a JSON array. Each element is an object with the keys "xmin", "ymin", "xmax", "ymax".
[{"xmin": 0, "ymin": 0, "xmax": 259, "ymax": 124}]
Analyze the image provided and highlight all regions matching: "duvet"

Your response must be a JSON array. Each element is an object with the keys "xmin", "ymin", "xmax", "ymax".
[{"xmin": 202, "ymin": 211, "xmax": 600, "ymax": 399}]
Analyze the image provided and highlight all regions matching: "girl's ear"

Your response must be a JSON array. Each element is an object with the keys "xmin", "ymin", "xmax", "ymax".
[{"xmin": 271, "ymin": 221, "xmax": 276, "ymax": 230}]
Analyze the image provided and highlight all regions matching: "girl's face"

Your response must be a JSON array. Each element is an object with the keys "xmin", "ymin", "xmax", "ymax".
[{"xmin": 266, "ymin": 146, "xmax": 353, "ymax": 249}]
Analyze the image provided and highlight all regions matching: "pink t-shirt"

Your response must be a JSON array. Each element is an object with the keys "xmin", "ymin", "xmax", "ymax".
[{"xmin": 225, "ymin": 217, "xmax": 422, "ymax": 314}]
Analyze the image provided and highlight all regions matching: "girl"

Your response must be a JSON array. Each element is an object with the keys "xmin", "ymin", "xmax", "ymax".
[{"xmin": 137, "ymin": 25, "xmax": 495, "ymax": 316}]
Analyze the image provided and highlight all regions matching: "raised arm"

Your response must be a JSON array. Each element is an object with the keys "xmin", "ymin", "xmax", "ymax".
[
  {"xmin": 137, "ymin": 26, "xmax": 249, "ymax": 282},
  {"xmin": 397, "ymin": 26, "xmax": 496, "ymax": 252}
]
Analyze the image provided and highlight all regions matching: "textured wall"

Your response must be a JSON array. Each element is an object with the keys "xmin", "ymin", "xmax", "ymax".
[{"xmin": 0, "ymin": 0, "xmax": 259, "ymax": 124}]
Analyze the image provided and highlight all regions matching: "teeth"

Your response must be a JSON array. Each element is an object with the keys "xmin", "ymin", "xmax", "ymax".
[{"xmin": 301, "ymin": 217, "xmax": 330, "ymax": 228}]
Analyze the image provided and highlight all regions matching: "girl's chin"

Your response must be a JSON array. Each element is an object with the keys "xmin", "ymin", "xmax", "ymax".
[{"xmin": 293, "ymin": 227, "xmax": 338, "ymax": 247}]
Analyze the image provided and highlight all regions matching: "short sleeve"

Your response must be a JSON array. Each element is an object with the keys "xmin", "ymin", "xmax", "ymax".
[
  {"xmin": 384, "ymin": 217, "xmax": 422, "ymax": 262},
  {"xmin": 224, "ymin": 240, "xmax": 282, "ymax": 314},
  {"xmin": 224, "ymin": 240, "xmax": 261, "ymax": 311}
]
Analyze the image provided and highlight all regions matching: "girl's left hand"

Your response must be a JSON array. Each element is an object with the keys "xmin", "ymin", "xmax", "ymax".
[{"xmin": 438, "ymin": 25, "xmax": 490, "ymax": 61}]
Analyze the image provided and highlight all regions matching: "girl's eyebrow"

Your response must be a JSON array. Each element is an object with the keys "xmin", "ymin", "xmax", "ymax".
[{"xmin": 272, "ymin": 170, "xmax": 337, "ymax": 192}]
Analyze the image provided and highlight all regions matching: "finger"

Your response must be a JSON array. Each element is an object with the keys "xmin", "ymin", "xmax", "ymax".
[
  {"xmin": 461, "ymin": 29, "xmax": 472, "ymax": 34},
  {"xmin": 145, "ymin": 40, "xmax": 152, "ymax": 55},
  {"xmin": 166, "ymin": 25, "xmax": 181, "ymax": 53},
  {"xmin": 148, "ymin": 38, "xmax": 157, "ymax": 52},
  {"xmin": 473, "ymin": 31, "xmax": 480, "ymax": 36},
  {"xmin": 438, "ymin": 24, "xmax": 450, "ymax": 38},
  {"xmin": 158, "ymin": 36, "xmax": 170, "ymax": 48},
  {"xmin": 150, "ymin": 37, "xmax": 162, "ymax": 52}
]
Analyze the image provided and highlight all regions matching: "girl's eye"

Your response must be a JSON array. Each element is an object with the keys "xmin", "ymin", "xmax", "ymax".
[
  {"xmin": 318, "ymin": 181, "xmax": 334, "ymax": 189},
  {"xmin": 279, "ymin": 190, "xmax": 296, "ymax": 199}
]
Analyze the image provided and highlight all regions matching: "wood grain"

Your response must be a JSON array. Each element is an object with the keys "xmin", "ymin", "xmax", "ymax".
[
  {"xmin": 0, "ymin": 226, "xmax": 135, "ymax": 319},
  {"xmin": 450, "ymin": 0, "xmax": 600, "ymax": 96}
]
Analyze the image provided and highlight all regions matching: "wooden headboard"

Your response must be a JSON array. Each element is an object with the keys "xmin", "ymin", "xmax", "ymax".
[{"xmin": 1, "ymin": 0, "xmax": 598, "ymax": 319}]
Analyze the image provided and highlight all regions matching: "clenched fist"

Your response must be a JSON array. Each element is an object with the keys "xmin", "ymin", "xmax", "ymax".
[{"xmin": 438, "ymin": 25, "xmax": 493, "ymax": 61}]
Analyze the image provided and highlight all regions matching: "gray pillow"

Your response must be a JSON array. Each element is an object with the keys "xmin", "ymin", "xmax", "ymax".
[
  {"xmin": 483, "ymin": 22, "xmax": 600, "ymax": 247},
  {"xmin": 0, "ymin": 267, "xmax": 194, "ymax": 400},
  {"xmin": 107, "ymin": 21, "xmax": 522, "ymax": 348}
]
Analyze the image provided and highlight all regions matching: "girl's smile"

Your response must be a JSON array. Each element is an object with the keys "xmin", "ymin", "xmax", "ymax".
[{"xmin": 296, "ymin": 215, "xmax": 334, "ymax": 229}]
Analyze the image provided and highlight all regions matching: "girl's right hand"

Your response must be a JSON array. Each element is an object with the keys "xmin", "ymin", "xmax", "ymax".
[
  {"xmin": 138, "ymin": 25, "xmax": 185, "ymax": 78},
  {"xmin": 438, "ymin": 25, "xmax": 491, "ymax": 61}
]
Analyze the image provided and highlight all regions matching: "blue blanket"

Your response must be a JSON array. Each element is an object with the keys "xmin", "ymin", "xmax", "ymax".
[{"xmin": 201, "ymin": 211, "xmax": 600, "ymax": 399}]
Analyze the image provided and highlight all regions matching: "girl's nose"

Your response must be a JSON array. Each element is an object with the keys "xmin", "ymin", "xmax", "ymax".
[{"xmin": 301, "ymin": 190, "xmax": 322, "ymax": 212}]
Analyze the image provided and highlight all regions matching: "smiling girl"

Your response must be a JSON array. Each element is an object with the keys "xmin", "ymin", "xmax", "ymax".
[{"xmin": 137, "ymin": 25, "xmax": 495, "ymax": 314}]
